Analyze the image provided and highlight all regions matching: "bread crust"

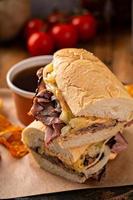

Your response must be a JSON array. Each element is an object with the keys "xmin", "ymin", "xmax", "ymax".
[
  {"xmin": 22, "ymin": 121, "xmax": 110, "ymax": 183},
  {"xmin": 52, "ymin": 48, "xmax": 133, "ymax": 121},
  {"xmin": 22, "ymin": 120, "xmax": 123, "ymax": 149},
  {"xmin": 22, "ymin": 48, "xmax": 132, "ymax": 183},
  {"xmin": 30, "ymin": 149, "xmax": 86, "ymax": 183}
]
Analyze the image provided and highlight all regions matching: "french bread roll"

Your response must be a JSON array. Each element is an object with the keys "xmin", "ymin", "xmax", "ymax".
[
  {"xmin": 52, "ymin": 48, "xmax": 133, "ymax": 121},
  {"xmin": 30, "ymin": 150, "xmax": 86, "ymax": 183},
  {"xmin": 22, "ymin": 48, "xmax": 132, "ymax": 183},
  {"xmin": 22, "ymin": 120, "xmax": 111, "ymax": 183}
]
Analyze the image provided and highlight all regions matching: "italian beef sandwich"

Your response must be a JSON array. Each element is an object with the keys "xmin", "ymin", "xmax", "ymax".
[{"xmin": 22, "ymin": 48, "xmax": 133, "ymax": 183}]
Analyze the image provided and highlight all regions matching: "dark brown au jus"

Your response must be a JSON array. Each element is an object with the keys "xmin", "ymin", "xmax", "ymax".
[{"xmin": 12, "ymin": 66, "xmax": 43, "ymax": 93}]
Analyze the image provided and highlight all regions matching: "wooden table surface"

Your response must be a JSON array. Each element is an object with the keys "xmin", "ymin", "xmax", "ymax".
[{"xmin": 0, "ymin": 30, "xmax": 133, "ymax": 200}]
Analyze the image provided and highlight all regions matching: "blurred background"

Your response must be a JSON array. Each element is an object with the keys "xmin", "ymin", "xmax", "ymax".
[{"xmin": 0, "ymin": 0, "xmax": 132, "ymax": 87}]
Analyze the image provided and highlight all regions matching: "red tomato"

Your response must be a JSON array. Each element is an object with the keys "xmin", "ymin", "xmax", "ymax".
[
  {"xmin": 71, "ymin": 14, "xmax": 97, "ymax": 41},
  {"xmin": 51, "ymin": 24, "xmax": 78, "ymax": 48},
  {"xmin": 48, "ymin": 10, "xmax": 65, "ymax": 26},
  {"xmin": 27, "ymin": 32, "xmax": 54, "ymax": 56},
  {"xmin": 25, "ymin": 19, "xmax": 47, "ymax": 39}
]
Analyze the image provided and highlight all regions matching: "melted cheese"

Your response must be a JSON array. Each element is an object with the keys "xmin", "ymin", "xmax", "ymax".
[
  {"xmin": 71, "ymin": 146, "xmax": 90, "ymax": 171},
  {"xmin": 46, "ymin": 71, "xmax": 56, "ymax": 84},
  {"xmin": 73, "ymin": 143, "xmax": 103, "ymax": 171},
  {"xmin": 44, "ymin": 63, "xmax": 73, "ymax": 123},
  {"xmin": 69, "ymin": 117, "xmax": 114, "ymax": 131},
  {"xmin": 45, "ymin": 141, "xmax": 103, "ymax": 172},
  {"xmin": 43, "ymin": 64, "xmax": 57, "ymax": 93},
  {"xmin": 61, "ymin": 125, "xmax": 71, "ymax": 135},
  {"xmin": 109, "ymin": 152, "xmax": 117, "ymax": 160},
  {"xmin": 69, "ymin": 117, "xmax": 96, "ymax": 130},
  {"xmin": 69, "ymin": 144, "xmax": 89, "ymax": 163},
  {"xmin": 43, "ymin": 63, "xmax": 53, "ymax": 77},
  {"xmin": 55, "ymin": 89, "xmax": 73, "ymax": 123}
]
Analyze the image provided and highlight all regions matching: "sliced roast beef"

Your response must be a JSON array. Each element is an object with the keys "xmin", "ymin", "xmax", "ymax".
[
  {"xmin": 30, "ymin": 68, "xmax": 65, "ymax": 145},
  {"xmin": 107, "ymin": 132, "xmax": 128, "ymax": 154},
  {"xmin": 106, "ymin": 136, "xmax": 116, "ymax": 149},
  {"xmin": 44, "ymin": 126, "xmax": 53, "ymax": 145},
  {"xmin": 35, "ymin": 68, "xmax": 45, "ymax": 95},
  {"xmin": 111, "ymin": 133, "xmax": 128, "ymax": 153},
  {"xmin": 31, "ymin": 89, "xmax": 62, "ymax": 124},
  {"xmin": 45, "ymin": 123, "xmax": 65, "ymax": 145},
  {"xmin": 37, "ymin": 67, "xmax": 43, "ymax": 80},
  {"xmin": 125, "ymin": 119, "xmax": 133, "ymax": 127}
]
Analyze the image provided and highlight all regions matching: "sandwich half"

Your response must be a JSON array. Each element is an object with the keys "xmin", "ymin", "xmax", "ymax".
[{"xmin": 22, "ymin": 48, "xmax": 133, "ymax": 183}]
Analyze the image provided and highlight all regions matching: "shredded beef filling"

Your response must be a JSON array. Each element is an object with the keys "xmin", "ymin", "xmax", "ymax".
[{"xmin": 30, "ymin": 68, "xmax": 65, "ymax": 145}]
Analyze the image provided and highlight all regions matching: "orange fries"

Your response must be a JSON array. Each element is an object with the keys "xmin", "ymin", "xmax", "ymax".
[
  {"xmin": 0, "ymin": 114, "xmax": 12, "ymax": 131},
  {"xmin": 125, "ymin": 85, "xmax": 133, "ymax": 97},
  {"xmin": 0, "ymin": 114, "xmax": 28, "ymax": 158}
]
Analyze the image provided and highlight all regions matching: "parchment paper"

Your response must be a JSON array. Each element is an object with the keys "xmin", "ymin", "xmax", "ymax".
[{"xmin": 0, "ymin": 89, "xmax": 133, "ymax": 199}]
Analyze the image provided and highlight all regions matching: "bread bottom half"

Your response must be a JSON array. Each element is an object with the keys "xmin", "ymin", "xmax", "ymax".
[{"xmin": 30, "ymin": 149, "xmax": 86, "ymax": 183}]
